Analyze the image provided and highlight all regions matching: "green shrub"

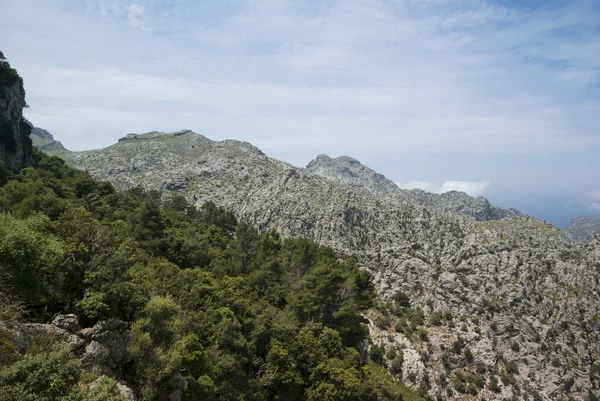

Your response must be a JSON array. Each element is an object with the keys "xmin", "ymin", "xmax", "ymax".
[
  {"xmin": 490, "ymin": 374, "xmax": 501, "ymax": 392},
  {"xmin": 505, "ymin": 361, "xmax": 519, "ymax": 375},
  {"xmin": 390, "ymin": 353, "xmax": 404, "ymax": 375},
  {"xmin": 429, "ymin": 312, "xmax": 443, "ymax": 326},
  {"xmin": 452, "ymin": 372, "xmax": 467, "ymax": 394},
  {"xmin": 393, "ymin": 291, "xmax": 411, "ymax": 308},
  {"xmin": 0, "ymin": 346, "xmax": 81, "ymax": 401},
  {"xmin": 370, "ymin": 344, "xmax": 385, "ymax": 365}
]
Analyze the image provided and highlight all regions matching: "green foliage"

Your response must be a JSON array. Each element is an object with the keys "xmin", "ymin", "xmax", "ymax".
[
  {"xmin": 0, "ymin": 213, "xmax": 63, "ymax": 310},
  {"xmin": 370, "ymin": 344, "xmax": 385, "ymax": 365},
  {"xmin": 73, "ymin": 376, "xmax": 131, "ymax": 401},
  {"xmin": 393, "ymin": 291, "xmax": 411, "ymax": 308},
  {"xmin": 505, "ymin": 361, "xmax": 519, "ymax": 375},
  {"xmin": 0, "ymin": 150, "xmax": 407, "ymax": 400},
  {"xmin": 429, "ymin": 312, "xmax": 442, "ymax": 326},
  {"xmin": 0, "ymin": 345, "xmax": 81, "ymax": 401},
  {"xmin": 0, "ymin": 51, "xmax": 22, "ymax": 96},
  {"xmin": 390, "ymin": 353, "xmax": 404, "ymax": 376}
]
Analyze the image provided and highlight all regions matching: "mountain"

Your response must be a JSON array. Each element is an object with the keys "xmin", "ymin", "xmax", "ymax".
[
  {"xmin": 0, "ymin": 52, "xmax": 32, "ymax": 170},
  {"xmin": 305, "ymin": 153, "xmax": 522, "ymax": 221},
  {"xmin": 28, "ymin": 121, "xmax": 64, "ymax": 150},
  {"xmin": 563, "ymin": 216, "xmax": 600, "ymax": 243},
  {"xmin": 43, "ymin": 129, "xmax": 600, "ymax": 400}
]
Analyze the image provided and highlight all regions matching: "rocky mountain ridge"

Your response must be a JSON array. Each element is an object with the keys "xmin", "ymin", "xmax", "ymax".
[
  {"xmin": 38, "ymin": 129, "xmax": 600, "ymax": 400},
  {"xmin": 563, "ymin": 216, "xmax": 600, "ymax": 244},
  {"xmin": 27, "ymin": 120, "xmax": 66, "ymax": 152}
]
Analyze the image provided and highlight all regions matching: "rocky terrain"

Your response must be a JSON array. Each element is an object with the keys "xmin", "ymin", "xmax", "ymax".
[
  {"xmin": 563, "ymin": 216, "xmax": 600, "ymax": 243},
  {"xmin": 2, "ymin": 314, "xmax": 136, "ymax": 400},
  {"xmin": 0, "ymin": 52, "xmax": 32, "ymax": 170},
  {"xmin": 40, "ymin": 129, "xmax": 600, "ymax": 400}
]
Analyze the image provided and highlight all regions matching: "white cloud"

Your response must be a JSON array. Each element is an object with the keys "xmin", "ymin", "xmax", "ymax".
[
  {"xmin": 586, "ymin": 189, "xmax": 600, "ymax": 202},
  {"xmin": 440, "ymin": 181, "xmax": 490, "ymax": 196},
  {"xmin": 587, "ymin": 203, "xmax": 600, "ymax": 213},
  {"xmin": 582, "ymin": 190, "xmax": 600, "ymax": 214},
  {"xmin": 395, "ymin": 180, "xmax": 490, "ymax": 197},
  {"xmin": 127, "ymin": 3, "xmax": 146, "ymax": 29}
]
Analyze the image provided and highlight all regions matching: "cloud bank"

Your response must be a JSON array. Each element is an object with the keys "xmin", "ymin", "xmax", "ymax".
[{"xmin": 584, "ymin": 189, "xmax": 600, "ymax": 213}]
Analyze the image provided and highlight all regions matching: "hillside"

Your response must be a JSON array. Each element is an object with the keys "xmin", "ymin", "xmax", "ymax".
[
  {"xmin": 41, "ymin": 129, "xmax": 600, "ymax": 400},
  {"xmin": 563, "ymin": 216, "xmax": 600, "ymax": 243}
]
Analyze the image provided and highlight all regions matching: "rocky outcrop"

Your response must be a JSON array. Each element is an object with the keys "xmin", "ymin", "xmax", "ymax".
[
  {"xmin": 8, "ymin": 314, "xmax": 131, "ymax": 379},
  {"xmin": 562, "ymin": 216, "xmax": 600, "ymax": 243},
  {"xmin": 0, "ymin": 52, "xmax": 32, "ymax": 170},
  {"xmin": 43, "ymin": 130, "xmax": 600, "ymax": 400}
]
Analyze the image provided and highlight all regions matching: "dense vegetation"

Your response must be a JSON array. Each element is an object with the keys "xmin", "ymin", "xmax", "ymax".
[
  {"xmin": 0, "ymin": 51, "xmax": 21, "ymax": 90},
  {"xmin": 0, "ymin": 151, "xmax": 412, "ymax": 400}
]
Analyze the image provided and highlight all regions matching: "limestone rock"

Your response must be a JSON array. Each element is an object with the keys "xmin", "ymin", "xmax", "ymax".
[
  {"xmin": 0, "ymin": 53, "xmax": 33, "ymax": 170},
  {"xmin": 52, "ymin": 314, "xmax": 80, "ymax": 332},
  {"xmin": 11, "ymin": 315, "xmax": 131, "ymax": 378}
]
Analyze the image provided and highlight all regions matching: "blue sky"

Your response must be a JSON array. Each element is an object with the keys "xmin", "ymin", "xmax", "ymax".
[{"xmin": 1, "ymin": 0, "xmax": 599, "ymax": 227}]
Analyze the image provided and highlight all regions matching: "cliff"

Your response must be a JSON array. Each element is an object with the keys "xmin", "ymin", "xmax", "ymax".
[{"xmin": 0, "ymin": 52, "xmax": 32, "ymax": 170}]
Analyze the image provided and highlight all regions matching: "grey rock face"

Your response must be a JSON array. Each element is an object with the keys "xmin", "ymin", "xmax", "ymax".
[
  {"xmin": 51, "ymin": 130, "xmax": 600, "ymax": 400},
  {"xmin": 0, "ymin": 55, "xmax": 32, "ymax": 170},
  {"xmin": 52, "ymin": 313, "xmax": 81, "ymax": 332},
  {"xmin": 562, "ymin": 216, "xmax": 600, "ymax": 243},
  {"xmin": 10, "ymin": 315, "xmax": 131, "ymax": 378}
]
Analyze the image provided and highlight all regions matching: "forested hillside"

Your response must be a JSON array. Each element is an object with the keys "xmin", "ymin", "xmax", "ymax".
[{"xmin": 0, "ymin": 151, "xmax": 420, "ymax": 400}]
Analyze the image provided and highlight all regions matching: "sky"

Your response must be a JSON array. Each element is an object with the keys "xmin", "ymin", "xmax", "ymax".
[{"xmin": 1, "ymin": 0, "xmax": 599, "ymax": 227}]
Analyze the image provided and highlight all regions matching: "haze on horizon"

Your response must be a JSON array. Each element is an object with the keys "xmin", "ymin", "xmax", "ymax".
[{"xmin": 1, "ymin": 0, "xmax": 599, "ymax": 227}]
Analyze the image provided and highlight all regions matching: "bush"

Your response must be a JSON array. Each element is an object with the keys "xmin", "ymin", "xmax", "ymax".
[
  {"xmin": 370, "ymin": 344, "xmax": 385, "ymax": 365},
  {"xmin": 395, "ymin": 320, "xmax": 409, "ymax": 334},
  {"xmin": 375, "ymin": 314, "xmax": 391, "ymax": 329},
  {"xmin": 452, "ymin": 373, "xmax": 467, "ymax": 394},
  {"xmin": 0, "ymin": 346, "xmax": 81, "ymax": 401},
  {"xmin": 390, "ymin": 354, "xmax": 404, "ymax": 375},
  {"xmin": 429, "ymin": 312, "xmax": 443, "ymax": 326},
  {"xmin": 505, "ymin": 361, "xmax": 519, "ymax": 375},
  {"xmin": 490, "ymin": 374, "xmax": 501, "ymax": 392},
  {"xmin": 464, "ymin": 347, "xmax": 474, "ymax": 363},
  {"xmin": 393, "ymin": 291, "xmax": 411, "ymax": 308}
]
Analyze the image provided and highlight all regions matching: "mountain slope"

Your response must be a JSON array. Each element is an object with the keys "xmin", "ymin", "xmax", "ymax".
[
  {"xmin": 563, "ymin": 216, "xmax": 600, "ymax": 243},
  {"xmin": 45, "ymin": 130, "xmax": 600, "ymax": 400}
]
